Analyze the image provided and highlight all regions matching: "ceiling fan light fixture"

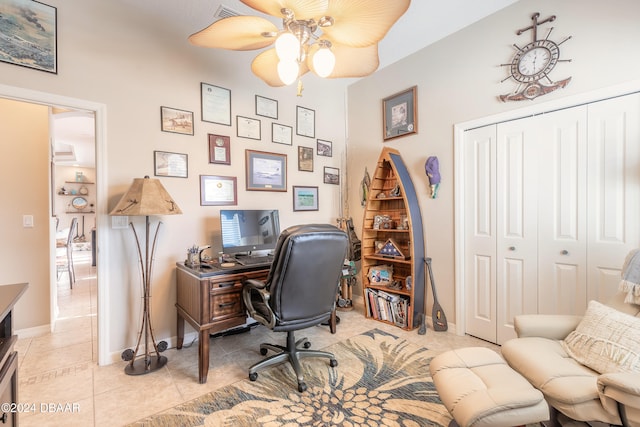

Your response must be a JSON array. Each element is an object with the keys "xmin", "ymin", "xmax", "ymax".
[
  {"xmin": 313, "ymin": 42, "xmax": 335, "ymax": 78},
  {"xmin": 275, "ymin": 32, "xmax": 299, "ymax": 61},
  {"xmin": 277, "ymin": 59, "xmax": 299, "ymax": 85}
]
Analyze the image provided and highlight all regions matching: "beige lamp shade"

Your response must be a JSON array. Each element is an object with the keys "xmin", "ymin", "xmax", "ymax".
[{"xmin": 110, "ymin": 176, "xmax": 182, "ymax": 216}]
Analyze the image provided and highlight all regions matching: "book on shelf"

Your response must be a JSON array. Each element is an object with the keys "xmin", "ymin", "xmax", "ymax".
[{"xmin": 365, "ymin": 288, "xmax": 409, "ymax": 328}]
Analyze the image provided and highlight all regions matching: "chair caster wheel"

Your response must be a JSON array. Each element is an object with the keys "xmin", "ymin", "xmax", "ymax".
[
  {"xmin": 303, "ymin": 341, "xmax": 311, "ymax": 349},
  {"xmin": 260, "ymin": 348, "xmax": 268, "ymax": 356},
  {"xmin": 298, "ymin": 382, "xmax": 307, "ymax": 392},
  {"xmin": 249, "ymin": 372, "xmax": 258, "ymax": 382},
  {"xmin": 330, "ymin": 358, "xmax": 338, "ymax": 367}
]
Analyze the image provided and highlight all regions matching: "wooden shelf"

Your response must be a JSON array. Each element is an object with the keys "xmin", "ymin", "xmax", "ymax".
[{"xmin": 361, "ymin": 147, "xmax": 425, "ymax": 331}]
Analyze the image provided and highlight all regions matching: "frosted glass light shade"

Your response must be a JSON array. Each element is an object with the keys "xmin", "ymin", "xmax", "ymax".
[
  {"xmin": 277, "ymin": 59, "xmax": 299, "ymax": 85},
  {"xmin": 275, "ymin": 32, "xmax": 299, "ymax": 61},
  {"xmin": 313, "ymin": 47, "xmax": 335, "ymax": 78}
]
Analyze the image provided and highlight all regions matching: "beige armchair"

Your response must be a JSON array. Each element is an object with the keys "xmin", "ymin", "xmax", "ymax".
[{"xmin": 502, "ymin": 255, "xmax": 640, "ymax": 427}]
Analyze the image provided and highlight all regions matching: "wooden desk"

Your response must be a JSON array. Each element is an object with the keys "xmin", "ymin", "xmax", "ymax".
[
  {"xmin": 175, "ymin": 262, "xmax": 270, "ymax": 384},
  {"xmin": 175, "ymin": 262, "xmax": 338, "ymax": 384}
]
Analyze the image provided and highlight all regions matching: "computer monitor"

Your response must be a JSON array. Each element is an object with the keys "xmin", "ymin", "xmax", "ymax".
[{"xmin": 220, "ymin": 209, "xmax": 280, "ymax": 255}]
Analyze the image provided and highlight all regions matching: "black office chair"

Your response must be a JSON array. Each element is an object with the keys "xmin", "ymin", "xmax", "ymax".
[{"xmin": 243, "ymin": 224, "xmax": 349, "ymax": 392}]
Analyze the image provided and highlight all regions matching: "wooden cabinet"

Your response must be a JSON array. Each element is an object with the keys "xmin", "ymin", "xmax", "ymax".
[
  {"xmin": 362, "ymin": 148, "xmax": 425, "ymax": 330},
  {"xmin": 0, "ymin": 283, "xmax": 28, "ymax": 426}
]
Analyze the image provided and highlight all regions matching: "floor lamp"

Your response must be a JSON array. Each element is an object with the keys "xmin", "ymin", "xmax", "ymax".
[{"xmin": 110, "ymin": 176, "xmax": 182, "ymax": 375}]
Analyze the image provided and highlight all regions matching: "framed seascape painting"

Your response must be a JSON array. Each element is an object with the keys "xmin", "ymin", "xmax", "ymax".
[
  {"xmin": 0, "ymin": 0, "xmax": 57, "ymax": 73},
  {"xmin": 245, "ymin": 150, "xmax": 287, "ymax": 192}
]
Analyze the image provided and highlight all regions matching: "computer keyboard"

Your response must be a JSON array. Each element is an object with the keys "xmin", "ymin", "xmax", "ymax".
[{"xmin": 235, "ymin": 255, "xmax": 274, "ymax": 266}]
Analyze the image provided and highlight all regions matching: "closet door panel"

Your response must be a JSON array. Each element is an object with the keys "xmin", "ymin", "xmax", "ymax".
[
  {"xmin": 536, "ymin": 107, "xmax": 588, "ymax": 315},
  {"xmin": 496, "ymin": 119, "xmax": 538, "ymax": 344},
  {"xmin": 464, "ymin": 125, "xmax": 497, "ymax": 342},
  {"xmin": 587, "ymin": 93, "xmax": 640, "ymax": 303}
]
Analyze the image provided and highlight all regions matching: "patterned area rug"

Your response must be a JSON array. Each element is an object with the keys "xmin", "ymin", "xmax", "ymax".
[{"xmin": 129, "ymin": 328, "xmax": 451, "ymax": 426}]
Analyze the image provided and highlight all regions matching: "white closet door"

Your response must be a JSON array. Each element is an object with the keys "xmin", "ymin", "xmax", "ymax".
[
  {"xmin": 536, "ymin": 106, "xmax": 588, "ymax": 315},
  {"xmin": 495, "ymin": 118, "xmax": 539, "ymax": 344},
  {"xmin": 587, "ymin": 93, "xmax": 640, "ymax": 303},
  {"xmin": 464, "ymin": 125, "xmax": 497, "ymax": 343}
]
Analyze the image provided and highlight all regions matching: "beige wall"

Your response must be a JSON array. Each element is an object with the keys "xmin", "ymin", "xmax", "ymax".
[
  {"xmin": 0, "ymin": 0, "xmax": 348, "ymax": 358},
  {"xmin": 346, "ymin": 0, "xmax": 640, "ymax": 324},
  {"xmin": 0, "ymin": 99, "xmax": 50, "ymax": 328}
]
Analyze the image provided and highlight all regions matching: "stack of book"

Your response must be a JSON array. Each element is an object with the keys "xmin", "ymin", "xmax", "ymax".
[{"xmin": 365, "ymin": 288, "xmax": 410, "ymax": 328}]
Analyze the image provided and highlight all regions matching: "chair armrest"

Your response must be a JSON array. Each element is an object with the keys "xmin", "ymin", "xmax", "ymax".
[
  {"xmin": 242, "ymin": 278, "xmax": 275, "ymax": 328},
  {"xmin": 598, "ymin": 373, "xmax": 640, "ymax": 425},
  {"xmin": 244, "ymin": 278, "xmax": 267, "ymax": 290},
  {"xmin": 514, "ymin": 314, "xmax": 583, "ymax": 339}
]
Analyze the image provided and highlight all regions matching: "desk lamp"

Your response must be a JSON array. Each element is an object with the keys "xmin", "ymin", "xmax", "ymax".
[{"xmin": 110, "ymin": 176, "xmax": 182, "ymax": 375}]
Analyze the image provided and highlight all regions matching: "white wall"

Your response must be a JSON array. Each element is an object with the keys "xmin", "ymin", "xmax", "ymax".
[
  {"xmin": 346, "ymin": 0, "xmax": 640, "ymax": 324},
  {"xmin": 0, "ymin": 0, "xmax": 347, "ymax": 361}
]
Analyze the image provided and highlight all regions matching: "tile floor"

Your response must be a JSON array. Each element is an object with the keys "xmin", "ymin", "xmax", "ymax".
[{"xmin": 15, "ymin": 251, "xmax": 499, "ymax": 426}]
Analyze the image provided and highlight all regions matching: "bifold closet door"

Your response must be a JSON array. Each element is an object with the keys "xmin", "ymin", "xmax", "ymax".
[
  {"xmin": 586, "ymin": 94, "xmax": 640, "ymax": 304},
  {"xmin": 463, "ymin": 124, "xmax": 498, "ymax": 343},
  {"xmin": 536, "ymin": 106, "xmax": 588, "ymax": 316}
]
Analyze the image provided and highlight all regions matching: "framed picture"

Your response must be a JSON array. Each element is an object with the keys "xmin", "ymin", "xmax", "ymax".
[
  {"xmin": 255, "ymin": 95, "xmax": 278, "ymax": 119},
  {"xmin": 237, "ymin": 116, "xmax": 261, "ymax": 140},
  {"xmin": 245, "ymin": 150, "xmax": 287, "ymax": 191},
  {"xmin": 298, "ymin": 146, "xmax": 313, "ymax": 172},
  {"xmin": 154, "ymin": 151, "xmax": 188, "ymax": 178},
  {"xmin": 293, "ymin": 186, "xmax": 319, "ymax": 211},
  {"xmin": 208, "ymin": 134, "xmax": 230, "ymax": 165},
  {"xmin": 160, "ymin": 106, "xmax": 194, "ymax": 135},
  {"xmin": 200, "ymin": 175, "xmax": 237, "ymax": 206},
  {"xmin": 272, "ymin": 123, "xmax": 293, "ymax": 145},
  {"xmin": 324, "ymin": 166, "xmax": 340, "ymax": 185},
  {"xmin": 317, "ymin": 139, "xmax": 332, "ymax": 157},
  {"xmin": 382, "ymin": 86, "xmax": 418, "ymax": 140},
  {"xmin": 296, "ymin": 106, "xmax": 315, "ymax": 138},
  {"xmin": 201, "ymin": 83, "xmax": 231, "ymax": 126},
  {"xmin": 0, "ymin": 0, "xmax": 57, "ymax": 73}
]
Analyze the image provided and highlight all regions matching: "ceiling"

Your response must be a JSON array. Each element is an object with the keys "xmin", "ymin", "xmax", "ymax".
[{"xmin": 53, "ymin": 0, "xmax": 519, "ymax": 168}]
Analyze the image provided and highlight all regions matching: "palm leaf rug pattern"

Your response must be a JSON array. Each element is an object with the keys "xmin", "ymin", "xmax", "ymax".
[{"xmin": 129, "ymin": 329, "xmax": 451, "ymax": 426}]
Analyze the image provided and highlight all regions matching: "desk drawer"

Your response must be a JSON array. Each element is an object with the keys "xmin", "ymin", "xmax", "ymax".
[
  {"xmin": 210, "ymin": 292, "xmax": 243, "ymax": 322},
  {"xmin": 209, "ymin": 279, "xmax": 243, "ymax": 293}
]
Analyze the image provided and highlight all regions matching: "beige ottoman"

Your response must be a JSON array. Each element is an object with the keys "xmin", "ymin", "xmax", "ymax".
[{"xmin": 430, "ymin": 347, "xmax": 549, "ymax": 427}]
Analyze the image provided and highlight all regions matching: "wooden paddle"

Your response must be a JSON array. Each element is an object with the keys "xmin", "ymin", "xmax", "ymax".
[{"xmin": 424, "ymin": 257, "xmax": 448, "ymax": 331}]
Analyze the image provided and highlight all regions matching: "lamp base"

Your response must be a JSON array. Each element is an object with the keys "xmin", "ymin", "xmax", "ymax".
[{"xmin": 124, "ymin": 355, "xmax": 167, "ymax": 375}]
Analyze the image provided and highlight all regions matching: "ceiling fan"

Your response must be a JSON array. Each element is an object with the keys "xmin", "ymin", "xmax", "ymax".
[{"xmin": 189, "ymin": 0, "xmax": 411, "ymax": 88}]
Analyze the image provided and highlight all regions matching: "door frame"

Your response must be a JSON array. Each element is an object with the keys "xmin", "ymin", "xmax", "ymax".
[
  {"xmin": 0, "ymin": 83, "xmax": 111, "ymax": 365},
  {"xmin": 453, "ymin": 79, "xmax": 640, "ymax": 337}
]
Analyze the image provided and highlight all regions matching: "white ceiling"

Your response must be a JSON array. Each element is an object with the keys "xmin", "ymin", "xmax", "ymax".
[{"xmin": 54, "ymin": 0, "xmax": 519, "ymax": 168}]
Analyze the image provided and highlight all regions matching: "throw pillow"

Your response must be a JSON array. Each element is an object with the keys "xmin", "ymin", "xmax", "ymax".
[{"xmin": 562, "ymin": 300, "xmax": 640, "ymax": 374}]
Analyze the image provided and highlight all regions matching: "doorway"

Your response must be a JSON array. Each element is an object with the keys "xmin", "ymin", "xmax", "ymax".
[{"xmin": 0, "ymin": 83, "xmax": 109, "ymax": 365}]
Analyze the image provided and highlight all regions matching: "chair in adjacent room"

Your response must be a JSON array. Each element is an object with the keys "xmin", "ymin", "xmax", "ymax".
[
  {"xmin": 56, "ymin": 217, "xmax": 78, "ymax": 288},
  {"xmin": 242, "ymin": 223, "xmax": 349, "ymax": 392}
]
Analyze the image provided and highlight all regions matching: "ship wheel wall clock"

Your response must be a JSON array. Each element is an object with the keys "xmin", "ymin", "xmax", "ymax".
[{"xmin": 499, "ymin": 12, "xmax": 572, "ymax": 102}]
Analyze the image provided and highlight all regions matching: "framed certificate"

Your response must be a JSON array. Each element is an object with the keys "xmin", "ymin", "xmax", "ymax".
[
  {"xmin": 200, "ymin": 175, "xmax": 237, "ymax": 206},
  {"xmin": 255, "ymin": 95, "xmax": 278, "ymax": 119},
  {"xmin": 237, "ymin": 116, "xmax": 261, "ymax": 140},
  {"xmin": 272, "ymin": 123, "xmax": 293, "ymax": 145},
  {"xmin": 296, "ymin": 106, "xmax": 315, "ymax": 138},
  {"xmin": 154, "ymin": 151, "xmax": 188, "ymax": 178},
  {"xmin": 201, "ymin": 83, "xmax": 231, "ymax": 126}
]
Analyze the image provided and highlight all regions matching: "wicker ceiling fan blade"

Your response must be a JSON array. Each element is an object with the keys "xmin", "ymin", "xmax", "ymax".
[
  {"xmin": 322, "ymin": 0, "xmax": 410, "ymax": 47},
  {"xmin": 241, "ymin": 0, "xmax": 329, "ymax": 20},
  {"xmin": 308, "ymin": 42, "xmax": 379, "ymax": 78},
  {"xmin": 188, "ymin": 16, "xmax": 278, "ymax": 50},
  {"xmin": 251, "ymin": 48, "xmax": 309, "ymax": 87}
]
